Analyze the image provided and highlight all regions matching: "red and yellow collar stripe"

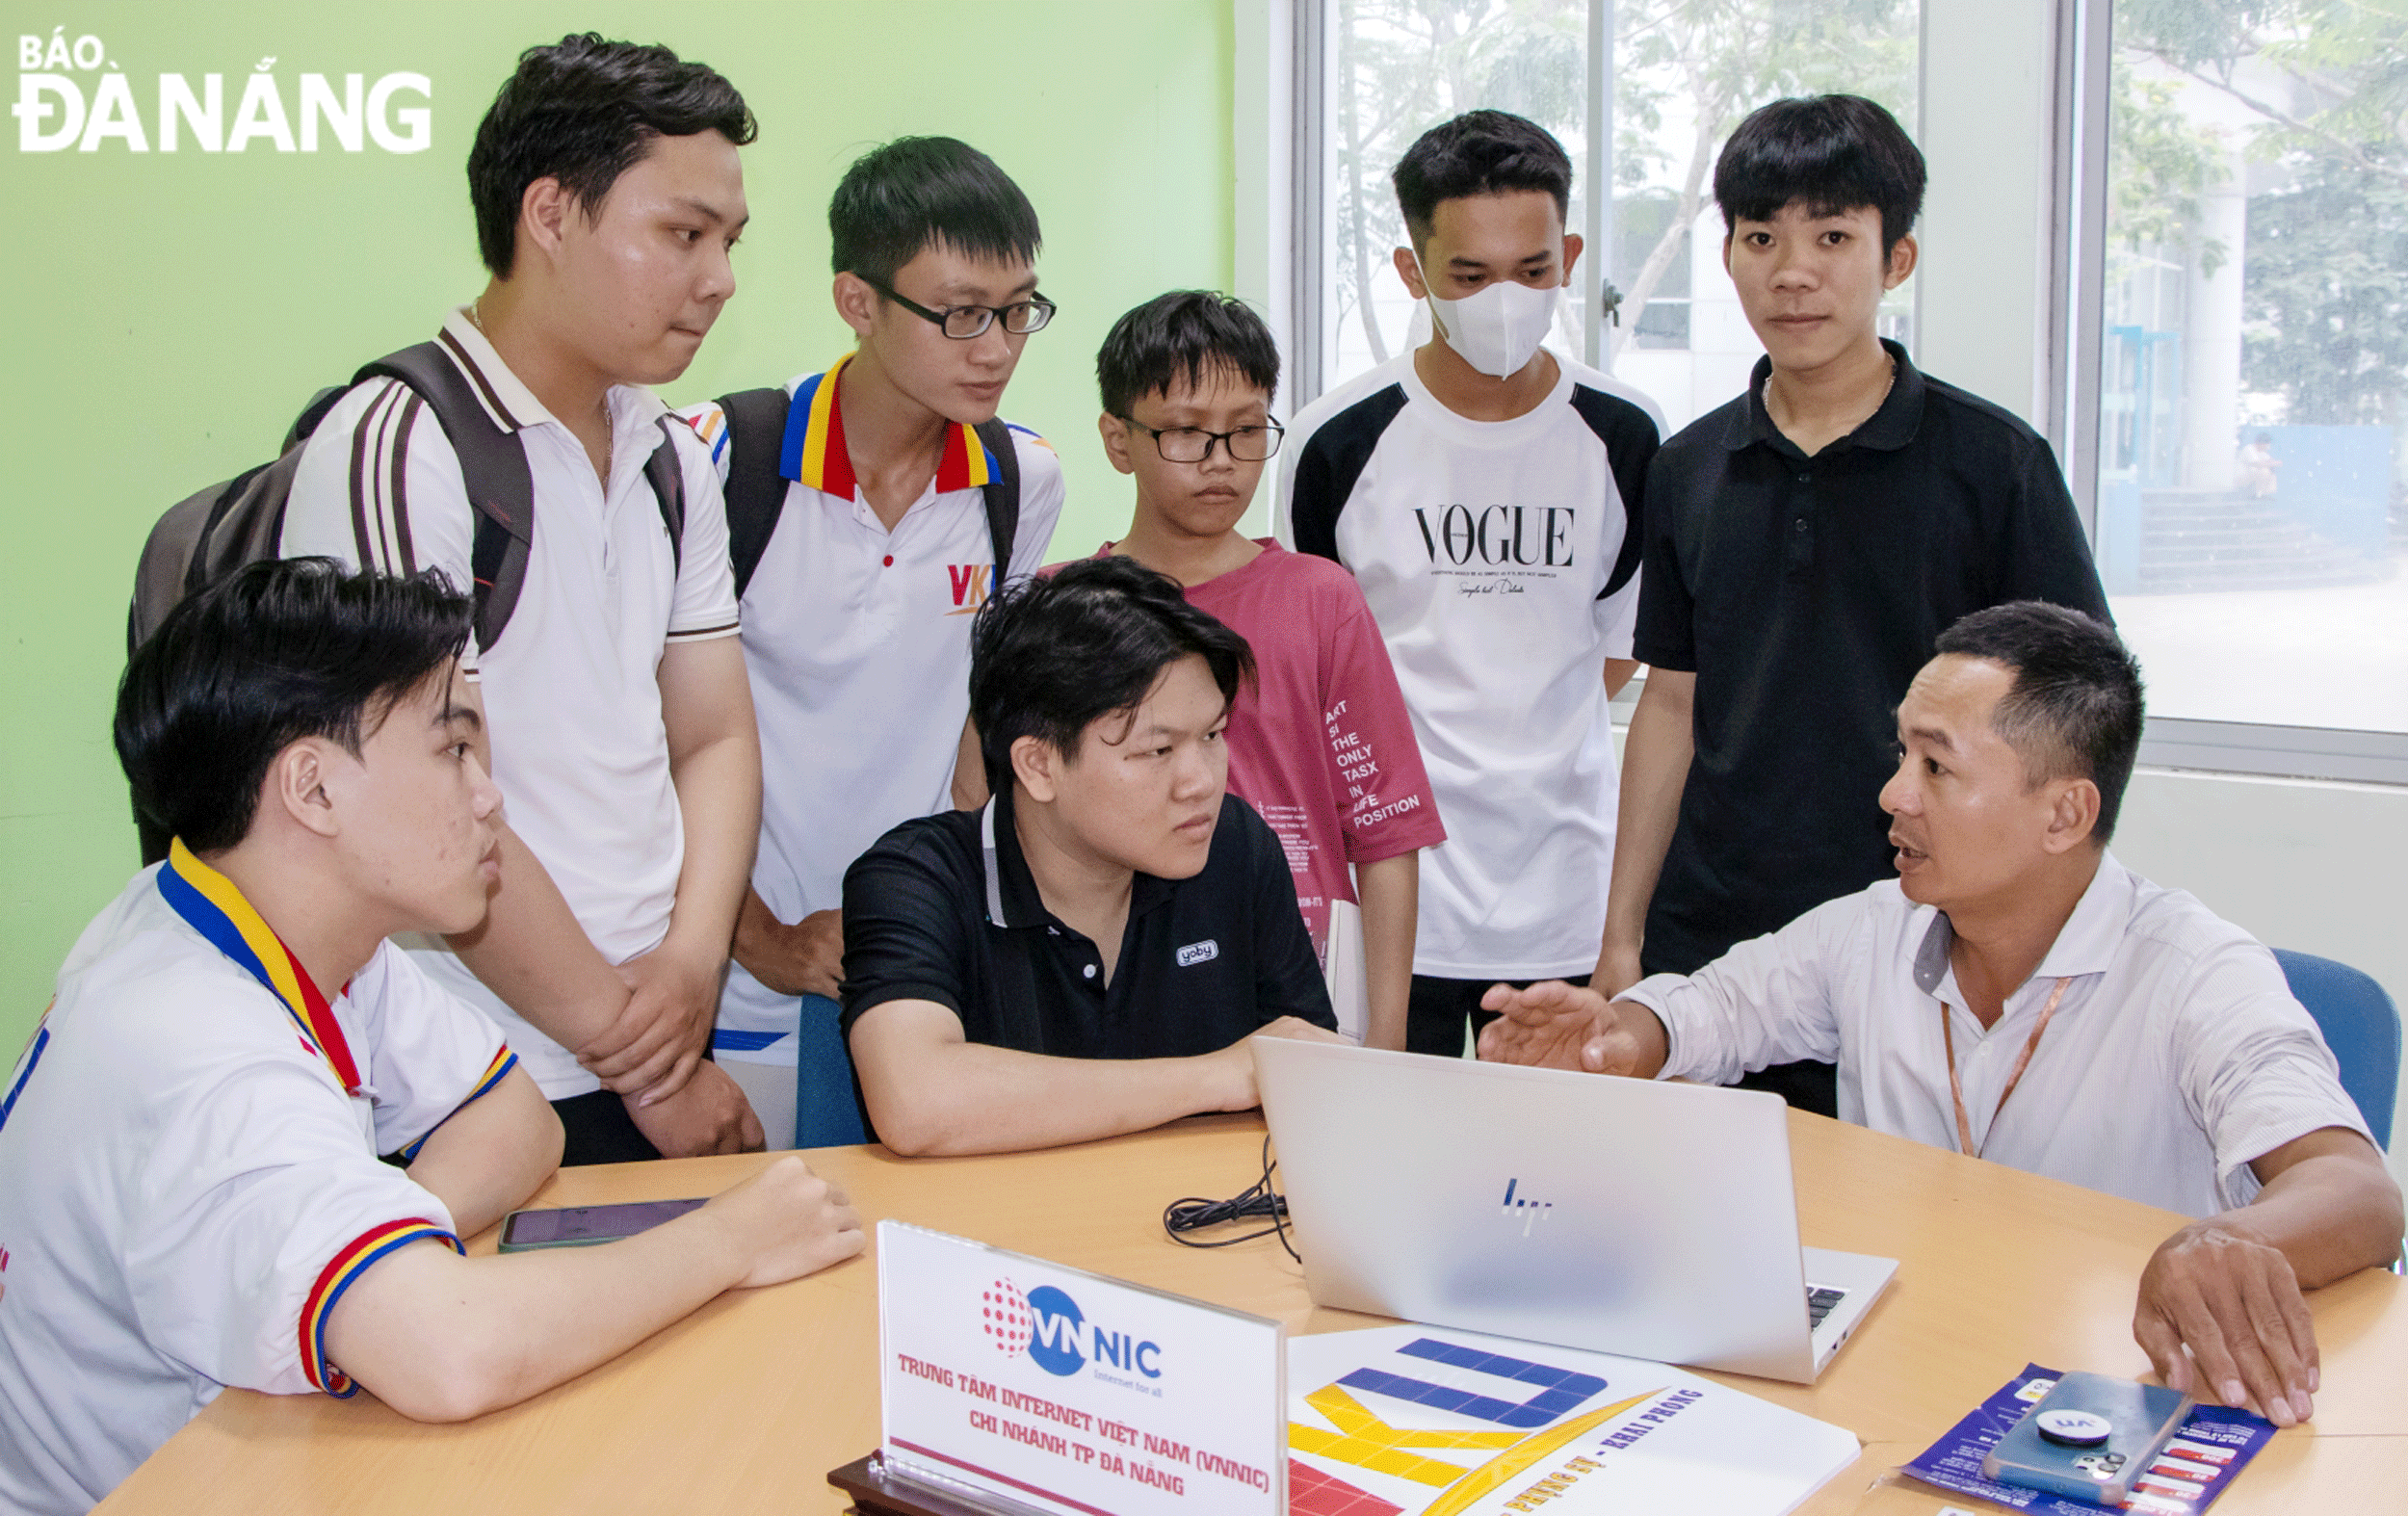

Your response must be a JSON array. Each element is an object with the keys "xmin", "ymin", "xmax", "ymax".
[
  {"xmin": 299, "ymin": 1218, "xmax": 462, "ymax": 1396},
  {"xmin": 394, "ymin": 1044, "xmax": 520, "ymax": 1163},
  {"xmin": 779, "ymin": 351, "xmax": 1000, "ymax": 500},
  {"xmin": 157, "ymin": 840, "xmax": 361, "ymax": 1096}
]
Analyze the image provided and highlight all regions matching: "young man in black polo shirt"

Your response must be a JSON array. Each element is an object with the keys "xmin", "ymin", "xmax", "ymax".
[
  {"xmin": 840, "ymin": 556, "xmax": 1342, "ymax": 1157},
  {"xmin": 1595, "ymin": 95, "xmax": 2109, "ymax": 1115}
]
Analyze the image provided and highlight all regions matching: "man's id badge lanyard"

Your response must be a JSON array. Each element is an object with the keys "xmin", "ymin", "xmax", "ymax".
[{"xmin": 1942, "ymin": 976, "xmax": 2072, "ymax": 1160}]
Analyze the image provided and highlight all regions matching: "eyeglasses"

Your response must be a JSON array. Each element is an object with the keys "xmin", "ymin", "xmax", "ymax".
[
  {"xmin": 862, "ymin": 275, "xmax": 1057, "ymax": 339},
  {"xmin": 1121, "ymin": 418, "xmax": 1287, "ymax": 463}
]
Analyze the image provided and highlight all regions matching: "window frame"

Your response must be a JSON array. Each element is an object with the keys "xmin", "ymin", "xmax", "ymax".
[
  {"xmin": 2050, "ymin": 0, "xmax": 2408, "ymax": 784},
  {"xmin": 1285, "ymin": 0, "xmax": 2408, "ymax": 784},
  {"xmin": 1288, "ymin": 0, "xmax": 1622, "ymax": 412}
]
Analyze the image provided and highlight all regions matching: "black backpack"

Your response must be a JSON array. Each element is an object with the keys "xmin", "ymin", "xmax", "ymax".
[
  {"xmin": 126, "ymin": 338, "xmax": 689, "ymax": 861},
  {"xmin": 711, "ymin": 386, "xmax": 1021, "ymax": 599}
]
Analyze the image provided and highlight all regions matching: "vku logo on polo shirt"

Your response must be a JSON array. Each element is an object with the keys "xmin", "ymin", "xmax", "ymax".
[
  {"xmin": 945, "ymin": 562, "xmax": 996, "ymax": 614},
  {"xmin": 1412, "ymin": 504, "xmax": 1577, "ymax": 569},
  {"xmin": 14, "ymin": 28, "xmax": 430, "ymax": 154}
]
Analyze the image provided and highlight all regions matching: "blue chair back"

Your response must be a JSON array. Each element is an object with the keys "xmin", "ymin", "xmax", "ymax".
[
  {"xmin": 795, "ymin": 992, "xmax": 870, "ymax": 1149},
  {"xmin": 2273, "ymin": 949, "xmax": 2400, "ymax": 1151}
]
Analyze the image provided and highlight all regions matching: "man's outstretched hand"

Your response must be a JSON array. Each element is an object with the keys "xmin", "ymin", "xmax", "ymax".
[{"xmin": 1476, "ymin": 980, "xmax": 1668, "ymax": 1079}]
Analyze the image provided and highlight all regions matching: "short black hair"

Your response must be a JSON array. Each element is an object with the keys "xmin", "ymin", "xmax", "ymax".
[
  {"xmin": 1933, "ymin": 601, "xmax": 2145, "ymax": 846},
  {"xmin": 1713, "ymin": 94, "xmax": 1925, "ymax": 254},
  {"xmin": 970, "ymin": 557, "xmax": 1255, "ymax": 793},
  {"xmin": 1096, "ymin": 292, "xmax": 1280, "ymax": 418},
  {"xmin": 829, "ymin": 136, "xmax": 1042, "ymax": 286},
  {"xmin": 467, "ymin": 34, "xmax": 756, "ymax": 278},
  {"xmin": 1391, "ymin": 110, "xmax": 1571, "ymax": 248},
  {"xmin": 117, "ymin": 560, "xmax": 475, "ymax": 854}
]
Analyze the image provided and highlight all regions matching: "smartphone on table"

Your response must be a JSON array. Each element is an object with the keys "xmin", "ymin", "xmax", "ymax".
[
  {"xmin": 497, "ymin": 1197, "xmax": 707, "ymax": 1252},
  {"xmin": 1982, "ymin": 1371, "xmax": 2195, "ymax": 1505}
]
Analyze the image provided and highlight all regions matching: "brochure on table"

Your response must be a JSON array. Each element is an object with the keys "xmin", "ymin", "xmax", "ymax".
[
  {"xmin": 1900, "ymin": 1364, "xmax": 2275, "ymax": 1515},
  {"xmin": 877, "ymin": 1220, "xmax": 1286, "ymax": 1516},
  {"xmin": 1286, "ymin": 1324, "xmax": 1860, "ymax": 1516}
]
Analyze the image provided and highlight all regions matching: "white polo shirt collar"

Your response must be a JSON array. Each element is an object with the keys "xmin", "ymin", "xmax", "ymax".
[
  {"xmin": 433, "ymin": 306, "xmax": 673, "ymax": 443},
  {"xmin": 1910, "ymin": 856, "xmax": 2133, "ymax": 1007},
  {"xmin": 434, "ymin": 306, "xmax": 547, "ymax": 433},
  {"xmin": 777, "ymin": 350, "xmax": 1004, "ymax": 505}
]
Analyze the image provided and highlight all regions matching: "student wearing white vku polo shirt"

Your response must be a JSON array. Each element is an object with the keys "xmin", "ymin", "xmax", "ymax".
[
  {"xmin": 1278, "ymin": 110, "xmax": 1662, "ymax": 1057},
  {"xmin": 680, "ymin": 137, "xmax": 1063, "ymax": 1146},
  {"xmin": 280, "ymin": 37, "xmax": 765, "ymax": 1162},
  {"xmin": 1482, "ymin": 602, "xmax": 2403, "ymax": 1431},
  {"xmin": 0, "ymin": 562, "xmax": 861, "ymax": 1516}
]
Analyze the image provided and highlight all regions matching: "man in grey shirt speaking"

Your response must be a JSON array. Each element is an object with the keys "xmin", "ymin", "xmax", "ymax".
[{"xmin": 1484, "ymin": 602, "xmax": 2399, "ymax": 1432}]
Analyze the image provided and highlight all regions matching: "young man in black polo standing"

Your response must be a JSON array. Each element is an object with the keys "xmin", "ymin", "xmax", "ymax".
[{"xmin": 1595, "ymin": 95, "xmax": 2110, "ymax": 1114}]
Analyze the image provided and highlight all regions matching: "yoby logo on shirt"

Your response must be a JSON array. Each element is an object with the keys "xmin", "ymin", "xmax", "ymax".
[
  {"xmin": 946, "ymin": 562, "xmax": 996, "ymax": 614},
  {"xmin": 14, "ymin": 29, "xmax": 430, "ymax": 154}
]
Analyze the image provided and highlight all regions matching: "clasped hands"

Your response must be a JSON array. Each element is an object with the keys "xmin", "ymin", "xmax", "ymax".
[{"xmin": 577, "ymin": 939, "xmax": 763, "ymax": 1156}]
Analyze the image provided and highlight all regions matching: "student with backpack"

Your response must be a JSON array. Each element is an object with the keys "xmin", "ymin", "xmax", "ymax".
[
  {"xmin": 276, "ymin": 36, "xmax": 765, "ymax": 1163},
  {"xmin": 679, "ymin": 137, "xmax": 1064, "ymax": 1146}
]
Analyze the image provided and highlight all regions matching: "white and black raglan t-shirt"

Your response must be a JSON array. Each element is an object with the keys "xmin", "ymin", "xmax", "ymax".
[{"xmin": 1275, "ymin": 352, "xmax": 1661, "ymax": 980}]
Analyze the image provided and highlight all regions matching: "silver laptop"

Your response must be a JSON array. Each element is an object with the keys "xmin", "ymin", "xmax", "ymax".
[{"xmin": 1253, "ymin": 1037, "xmax": 1896, "ymax": 1384}]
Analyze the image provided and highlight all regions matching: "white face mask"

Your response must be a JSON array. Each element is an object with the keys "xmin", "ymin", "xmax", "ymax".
[{"xmin": 1419, "ymin": 263, "xmax": 1558, "ymax": 378}]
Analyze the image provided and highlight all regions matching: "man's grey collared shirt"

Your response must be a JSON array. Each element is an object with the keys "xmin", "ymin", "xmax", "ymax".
[{"xmin": 1621, "ymin": 854, "xmax": 2369, "ymax": 1217}]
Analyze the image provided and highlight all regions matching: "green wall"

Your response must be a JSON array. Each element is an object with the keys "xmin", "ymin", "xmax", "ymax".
[{"xmin": 0, "ymin": 1, "xmax": 1237, "ymax": 1045}]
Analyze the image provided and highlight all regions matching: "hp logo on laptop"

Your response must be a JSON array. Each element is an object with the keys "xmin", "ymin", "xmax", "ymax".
[{"xmin": 1500, "ymin": 1178, "xmax": 1554, "ymax": 1237}]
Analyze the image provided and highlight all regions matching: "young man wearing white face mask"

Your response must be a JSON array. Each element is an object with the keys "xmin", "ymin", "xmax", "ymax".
[{"xmin": 1277, "ymin": 111, "xmax": 1663, "ymax": 1058}]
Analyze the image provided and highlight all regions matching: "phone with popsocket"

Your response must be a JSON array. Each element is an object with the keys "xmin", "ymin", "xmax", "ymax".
[{"xmin": 1982, "ymin": 1371, "xmax": 2195, "ymax": 1505}]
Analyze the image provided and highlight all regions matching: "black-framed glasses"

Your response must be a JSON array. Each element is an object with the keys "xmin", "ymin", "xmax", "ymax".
[
  {"xmin": 1122, "ymin": 418, "xmax": 1287, "ymax": 463},
  {"xmin": 862, "ymin": 275, "xmax": 1057, "ymax": 339}
]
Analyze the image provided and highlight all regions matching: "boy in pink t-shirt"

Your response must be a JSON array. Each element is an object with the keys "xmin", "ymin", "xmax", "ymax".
[{"xmin": 1086, "ymin": 292, "xmax": 1444, "ymax": 1048}]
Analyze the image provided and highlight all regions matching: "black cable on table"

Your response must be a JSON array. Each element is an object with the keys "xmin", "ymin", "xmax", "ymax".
[{"xmin": 1161, "ymin": 1134, "xmax": 1299, "ymax": 1263}]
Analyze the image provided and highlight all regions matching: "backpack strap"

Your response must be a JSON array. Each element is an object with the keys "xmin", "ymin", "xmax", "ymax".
[
  {"xmin": 351, "ymin": 346, "xmax": 690, "ymax": 649},
  {"xmin": 715, "ymin": 387, "xmax": 794, "ymax": 600},
  {"xmin": 642, "ymin": 419, "xmax": 687, "ymax": 579},
  {"xmin": 711, "ymin": 392, "xmax": 1016, "ymax": 599},
  {"xmin": 354, "ymin": 343, "xmax": 535, "ymax": 655},
  {"xmin": 974, "ymin": 417, "xmax": 1023, "ymax": 588}
]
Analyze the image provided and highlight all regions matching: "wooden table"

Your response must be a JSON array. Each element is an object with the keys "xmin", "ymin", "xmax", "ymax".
[{"xmin": 99, "ymin": 1111, "xmax": 2408, "ymax": 1514}]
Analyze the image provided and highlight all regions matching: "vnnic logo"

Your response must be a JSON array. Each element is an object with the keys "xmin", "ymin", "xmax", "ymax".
[
  {"xmin": 1501, "ymin": 1177, "xmax": 1554, "ymax": 1237},
  {"xmin": 981, "ymin": 1278, "xmax": 1162, "ymax": 1381},
  {"xmin": 15, "ymin": 28, "xmax": 430, "ymax": 154}
]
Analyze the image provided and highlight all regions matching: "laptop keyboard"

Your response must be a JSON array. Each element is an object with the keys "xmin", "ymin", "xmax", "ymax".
[{"xmin": 1806, "ymin": 1286, "xmax": 1847, "ymax": 1329}]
